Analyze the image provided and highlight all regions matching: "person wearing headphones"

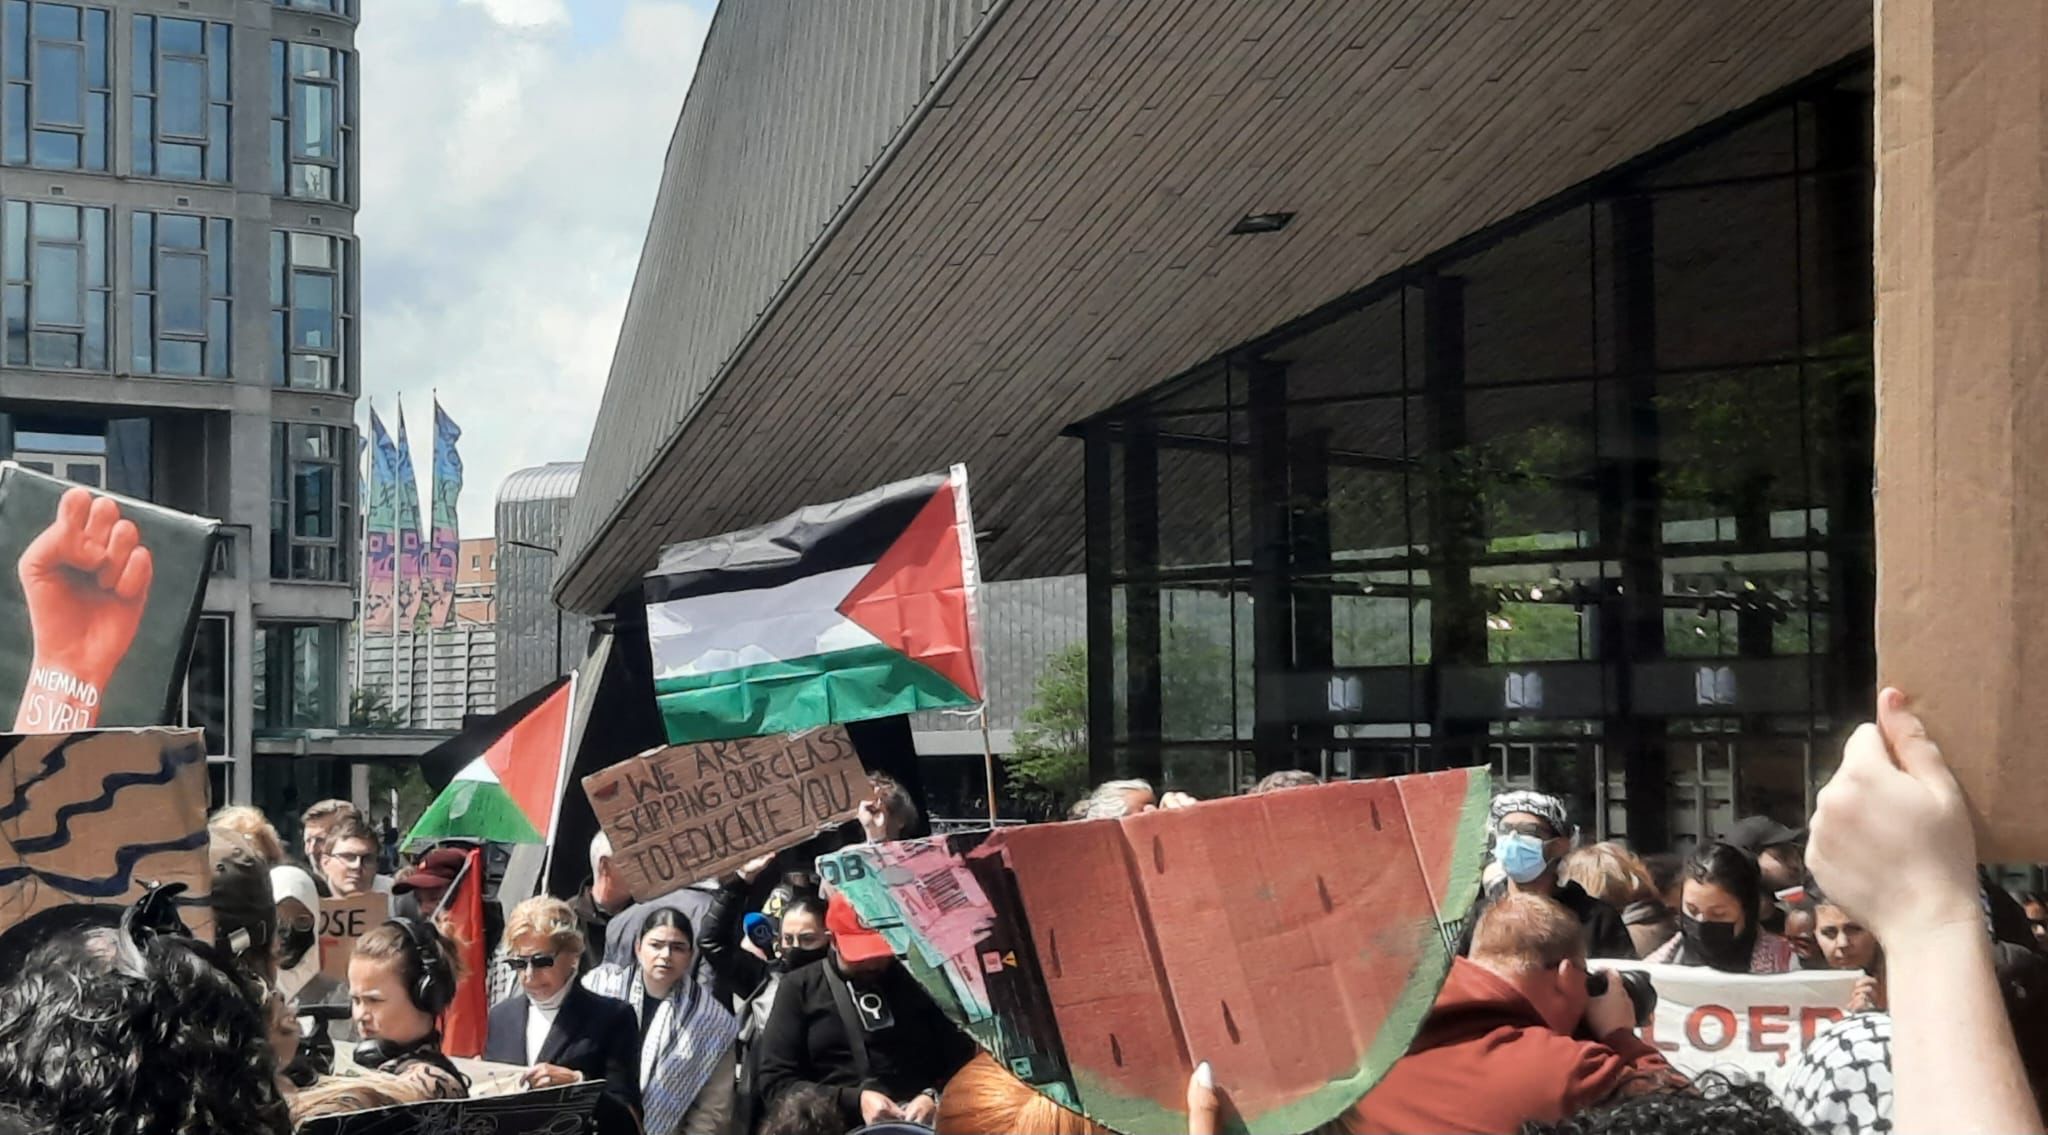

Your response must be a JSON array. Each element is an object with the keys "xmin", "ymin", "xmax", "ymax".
[{"xmin": 347, "ymin": 918, "xmax": 470, "ymax": 1100}]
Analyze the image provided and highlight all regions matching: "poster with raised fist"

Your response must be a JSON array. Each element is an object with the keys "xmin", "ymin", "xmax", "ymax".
[{"xmin": 0, "ymin": 463, "xmax": 219, "ymax": 731}]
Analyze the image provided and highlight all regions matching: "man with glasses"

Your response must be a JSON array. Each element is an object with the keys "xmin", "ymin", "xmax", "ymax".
[
  {"xmin": 1458, "ymin": 790, "xmax": 1636, "ymax": 960},
  {"xmin": 319, "ymin": 816, "xmax": 390, "ymax": 898}
]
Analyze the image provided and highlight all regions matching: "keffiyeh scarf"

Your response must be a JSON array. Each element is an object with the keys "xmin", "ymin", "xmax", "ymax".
[{"xmin": 585, "ymin": 962, "xmax": 740, "ymax": 1134}]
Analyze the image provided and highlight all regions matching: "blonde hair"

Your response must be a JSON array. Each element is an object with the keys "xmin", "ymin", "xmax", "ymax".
[
  {"xmin": 505, "ymin": 895, "xmax": 585, "ymax": 961},
  {"xmin": 210, "ymin": 805, "xmax": 287, "ymax": 866},
  {"xmin": 1470, "ymin": 893, "xmax": 1586, "ymax": 974},
  {"xmin": 1559, "ymin": 841, "xmax": 1658, "ymax": 909},
  {"xmin": 937, "ymin": 1052, "xmax": 1110, "ymax": 1135}
]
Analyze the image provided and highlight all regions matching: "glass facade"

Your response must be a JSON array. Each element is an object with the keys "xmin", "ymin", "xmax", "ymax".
[
  {"xmin": 1081, "ymin": 67, "xmax": 1874, "ymax": 850},
  {"xmin": 3, "ymin": 198, "xmax": 108, "ymax": 369},
  {"xmin": 270, "ymin": 229, "xmax": 350, "ymax": 391},
  {"xmin": 132, "ymin": 211, "xmax": 230, "ymax": 377},
  {"xmin": 269, "ymin": 40, "xmax": 350, "ymax": 203},
  {"xmin": 271, "ymin": 420, "xmax": 352, "ymax": 582},
  {"xmin": 1, "ymin": 2, "xmax": 109, "ymax": 171},
  {"xmin": 253, "ymin": 619, "xmax": 342, "ymax": 728},
  {"xmin": 131, "ymin": 15, "xmax": 231, "ymax": 182}
]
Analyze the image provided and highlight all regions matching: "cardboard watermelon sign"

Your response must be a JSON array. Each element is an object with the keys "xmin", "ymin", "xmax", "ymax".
[{"xmin": 819, "ymin": 768, "xmax": 1490, "ymax": 1135}]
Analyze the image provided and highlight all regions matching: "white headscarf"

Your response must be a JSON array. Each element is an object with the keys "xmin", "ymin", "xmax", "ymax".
[{"xmin": 270, "ymin": 864, "xmax": 322, "ymax": 1001}]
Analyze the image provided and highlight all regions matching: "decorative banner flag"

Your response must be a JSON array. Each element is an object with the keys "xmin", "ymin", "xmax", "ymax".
[
  {"xmin": 0, "ymin": 729, "xmax": 215, "ymax": 942},
  {"xmin": 644, "ymin": 465, "xmax": 984, "ymax": 745},
  {"xmin": 407, "ymin": 677, "xmax": 576, "ymax": 845},
  {"xmin": 364, "ymin": 408, "xmax": 401, "ymax": 635},
  {"xmin": 820, "ymin": 769, "xmax": 1492, "ymax": 1135},
  {"xmin": 427, "ymin": 400, "xmax": 463, "ymax": 629},
  {"xmin": 393, "ymin": 401, "xmax": 427, "ymax": 633}
]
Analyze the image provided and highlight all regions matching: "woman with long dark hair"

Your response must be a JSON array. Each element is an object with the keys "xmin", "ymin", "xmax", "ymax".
[
  {"xmin": 1644, "ymin": 842, "xmax": 1798, "ymax": 973},
  {"xmin": 585, "ymin": 907, "xmax": 742, "ymax": 1135}
]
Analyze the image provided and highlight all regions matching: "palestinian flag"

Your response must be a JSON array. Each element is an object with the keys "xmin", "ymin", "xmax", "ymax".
[
  {"xmin": 645, "ymin": 465, "xmax": 984, "ymax": 745},
  {"xmin": 407, "ymin": 677, "xmax": 576, "ymax": 845}
]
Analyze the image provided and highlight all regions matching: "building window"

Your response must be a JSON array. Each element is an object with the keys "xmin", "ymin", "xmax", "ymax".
[
  {"xmin": 270, "ymin": 230, "xmax": 350, "ymax": 390},
  {"xmin": 271, "ymin": 421, "xmax": 352, "ymax": 582},
  {"xmin": 470, "ymin": 553, "xmax": 480, "ymax": 569},
  {"xmin": 132, "ymin": 212, "xmax": 230, "ymax": 377},
  {"xmin": 3, "ymin": 199, "xmax": 108, "ymax": 369},
  {"xmin": 273, "ymin": 0, "xmax": 353, "ymax": 15},
  {"xmin": 269, "ymin": 40, "xmax": 349, "ymax": 202},
  {"xmin": 2, "ymin": 2, "xmax": 109, "ymax": 171},
  {"xmin": 253, "ymin": 621, "xmax": 341, "ymax": 729},
  {"xmin": 131, "ymin": 15, "xmax": 230, "ymax": 182},
  {"xmin": 180, "ymin": 612, "xmax": 230, "ymax": 757}
]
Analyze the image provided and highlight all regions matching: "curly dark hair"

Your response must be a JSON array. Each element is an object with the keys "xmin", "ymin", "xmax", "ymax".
[
  {"xmin": 760, "ymin": 1083, "xmax": 847, "ymax": 1135},
  {"xmin": 0, "ymin": 921, "xmax": 291, "ymax": 1135},
  {"xmin": 1521, "ymin": 1076, "xmax": 1806, "ymax": 1135}
]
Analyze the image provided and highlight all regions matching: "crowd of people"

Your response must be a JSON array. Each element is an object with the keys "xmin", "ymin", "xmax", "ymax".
[{"xmin": 0, "ymin": 693, "xmax": 2043, "ymax": 1135}]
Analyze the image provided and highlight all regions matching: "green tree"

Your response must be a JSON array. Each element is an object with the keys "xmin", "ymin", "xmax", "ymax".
[
  {"xmin": 351, "ymin": 686, "xmax": 434, "ymax": 842},
  {"xmin": 1004, "ymin": 643, "xmax": 1090, "ymax": 817}
]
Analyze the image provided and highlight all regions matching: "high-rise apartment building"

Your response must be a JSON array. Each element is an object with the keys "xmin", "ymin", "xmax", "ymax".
[{"xmin": 0, "ymin": 0, "xmax": 361, "ymax": 810}]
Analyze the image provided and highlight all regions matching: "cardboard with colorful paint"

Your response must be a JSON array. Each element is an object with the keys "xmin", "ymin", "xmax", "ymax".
[{"xmin": 820, "ymin": 769, "xmax": 1493, "ymax": 1135}]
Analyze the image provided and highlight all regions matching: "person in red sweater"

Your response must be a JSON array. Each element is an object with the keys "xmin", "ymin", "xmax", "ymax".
[{"xmin": 1350, "ymin": 892, "xmax": 1686, "ymax": 1134}]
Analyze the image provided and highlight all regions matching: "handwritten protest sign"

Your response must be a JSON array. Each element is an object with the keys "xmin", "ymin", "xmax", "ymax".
[
  {"xmin": 320, "ymin": 892, "xmax": 391, "ymax": 981},
  {"xmin": 0, "ymin": 729, "xmax": 213, "ymax": 941},
  {"xmin": 1623, "ymin": 961, "xmax": 1860, "ymax": 1091},
  {"xmin": 583, "ymin": 726, "xmax": 868, "ymax": 901}
]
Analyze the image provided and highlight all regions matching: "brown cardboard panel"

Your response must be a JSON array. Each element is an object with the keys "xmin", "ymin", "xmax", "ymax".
[
  {"xmin": 319, "ymin": 892, "xmax": 392, "ymax": 983},
  {"xmin": 1876, "ymin": 0, "xmax": 2048, "ymax": 861},
  {"xmin": 0, "ymin": 729, "xmax": 213, "ymax": 940},
  {"xmin": 582, "ymin": 727, "xmax": 867, "ymax": 900}
]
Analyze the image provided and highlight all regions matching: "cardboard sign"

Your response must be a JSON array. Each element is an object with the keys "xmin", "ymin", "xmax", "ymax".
[
  {"xmin": 0, "ymin": 729, "xmax": 213, "ymax": 940},
  {"xmin": 320, "ymin": 892, "xmax": 391, "ymax": 982},
  {"xmin": 820, "ymin": 769, "xmax": 1492, "ymax": 1135},
  {"xmin": 296, "ymin": 1081, "xmax": 601, "ymax": 1135},
  {"xmin": 583, "ymin": 727, "xmax": 868, "ymax": 901},
  {"xmin": 0, "ymin": 464, "xmax": 219, "ymax": 732},
  {"xmin": 1873, "ymin": 0, "xmax": 2048, "ymax": 860},
  {"xmin": 1622, "ymin": 961, "xmax": 1860, "ymax": 1091}
]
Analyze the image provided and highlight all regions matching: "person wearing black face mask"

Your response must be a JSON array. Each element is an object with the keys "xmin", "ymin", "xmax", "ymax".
[
  {"xmin": 1645, "ymin": 843, "xmax": 1799, "ymax": 974},
  {"xmin": 700, "ymin": 854, "xmax": 835, "ymax": 1135}
]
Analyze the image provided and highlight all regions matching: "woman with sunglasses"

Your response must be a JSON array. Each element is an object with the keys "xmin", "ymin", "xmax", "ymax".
[
  {"xmin": 485, "ymin": 897, "xmax": 641, "ymax": 1135},
  {"xmin": 586, "ymin": 908, "xmax": 744, "ymax": 1135}
]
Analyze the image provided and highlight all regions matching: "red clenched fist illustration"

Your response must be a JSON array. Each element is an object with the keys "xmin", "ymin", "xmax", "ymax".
[{"xmin": 13, "ymin": 487, "xmax": 154, "ymax": 732}]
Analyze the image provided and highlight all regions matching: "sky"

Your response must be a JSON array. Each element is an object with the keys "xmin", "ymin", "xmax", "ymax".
[{"xmin": 356, "ymin": 0, "xmax": 715, "ymax": 537}]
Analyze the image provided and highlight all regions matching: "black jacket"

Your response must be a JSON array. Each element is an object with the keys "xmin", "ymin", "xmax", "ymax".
[
  {"xmin": 699, "ymin": 878, "xmax": 772, "ymax": 1009},
  {"xmin": 486, "ymin": 984, "xmax": 641, "ymax": 1134},
  {"xmin": 753, "ymin": 958, "xmax": 975, "ymax": 1124},
  {"xmin": 1459, "ymin": 879, "xmax": 1638, "ymax": 961}
]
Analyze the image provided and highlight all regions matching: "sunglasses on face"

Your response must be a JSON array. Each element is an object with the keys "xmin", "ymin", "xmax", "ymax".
[
  {"xmin": 505, "ymin": 954, "xmax": 558, "ymax": 973},
  {"xmin": 281, "ymin": 915, "xmax": 316, "ymax": 934}
]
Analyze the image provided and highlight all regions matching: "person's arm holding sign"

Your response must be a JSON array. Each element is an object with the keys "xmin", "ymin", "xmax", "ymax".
[
  {"xmin": 1806, "ymin": 688, "xmax": 2043, "ymax": 1135},
  {"xmin": 13, "ymin": 488, "xmax": 153, "ymax": 732}
]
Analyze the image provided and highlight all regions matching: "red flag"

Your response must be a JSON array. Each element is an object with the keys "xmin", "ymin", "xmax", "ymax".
[{"xmin": 433, "ymin": 847, "xmax": 489, "ymax": 1058}]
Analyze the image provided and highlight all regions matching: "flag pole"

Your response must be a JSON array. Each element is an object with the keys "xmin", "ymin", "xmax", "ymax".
[{"xmin": 979, "ymin": 704, "xmax": 998, "ymax": 826}]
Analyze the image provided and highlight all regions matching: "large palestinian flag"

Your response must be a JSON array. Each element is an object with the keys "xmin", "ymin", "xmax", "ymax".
[
  {"xmin": 644, "ymin": 466, "xmax": 985, "ymax": 745},
  {"xmin": 406, "ymin": 677, "xmax": 576, "ymax": 846}
]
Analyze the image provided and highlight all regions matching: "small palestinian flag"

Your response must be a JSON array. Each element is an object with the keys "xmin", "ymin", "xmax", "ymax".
[
  {"xmin": 645, "ymin": 465, "xmax": 985, "ymax": 745},
  {"xmin": 407, "ymin": 677, "xmax": 576, "ymax": 845}
]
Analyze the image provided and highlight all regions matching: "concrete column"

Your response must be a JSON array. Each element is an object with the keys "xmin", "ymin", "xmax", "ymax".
[{"xmin": 1874, "ymin": 0, "xmax": 2048, "ymax": 861}]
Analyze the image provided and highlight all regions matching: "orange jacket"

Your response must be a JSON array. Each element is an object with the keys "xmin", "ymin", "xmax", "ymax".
[{"xmin": 1348, "ymin": 958, "xmax": 1683, "ymax": 1135}]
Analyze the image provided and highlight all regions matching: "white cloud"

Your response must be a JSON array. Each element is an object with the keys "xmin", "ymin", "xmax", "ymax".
[
  {"xmin": 356, "ymin": 0, "xmax": 712, "ymax": 536},
  {"xmin": 457, "ymin": 0, "xmax": 570, "ymax": 29}
]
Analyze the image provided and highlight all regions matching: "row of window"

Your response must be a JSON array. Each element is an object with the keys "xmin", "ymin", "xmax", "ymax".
[
  {"xmin": 3, "ymin": 2, "xmax": 355, "ymax": 202},
  {"xmin": 271, "ymin": 421, "xmax": 350, "ymax": 583},
  {"xmin": 2, "ymin": 199, "xmax": 353, "ymax": 387}
]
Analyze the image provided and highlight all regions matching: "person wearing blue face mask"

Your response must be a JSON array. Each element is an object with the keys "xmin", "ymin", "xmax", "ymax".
[{"xmin": 1458, "ymin": 790, "xmax": 1638, "ymax": 961}]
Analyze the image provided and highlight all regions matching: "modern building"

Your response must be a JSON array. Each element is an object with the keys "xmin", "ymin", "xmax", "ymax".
[
  {"xmin": 558, "ymin": 2, "xmax": 1902, "ymax": 849},
  {"xmin": 494, "ymin": 461, "xmax": 591, "ymax": 706},
  {"xmin": 0, "ymin": 0, "xmax": 361, "ymax": 811},
  {"xmin": 455, "ymin": 535, "xmax": 495, "ymax": 625}
]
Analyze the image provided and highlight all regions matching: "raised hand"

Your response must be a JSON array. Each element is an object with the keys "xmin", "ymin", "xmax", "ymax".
[{"xmin": 14, "ymin": 488, "xmax": 154, "ymax": 731}]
